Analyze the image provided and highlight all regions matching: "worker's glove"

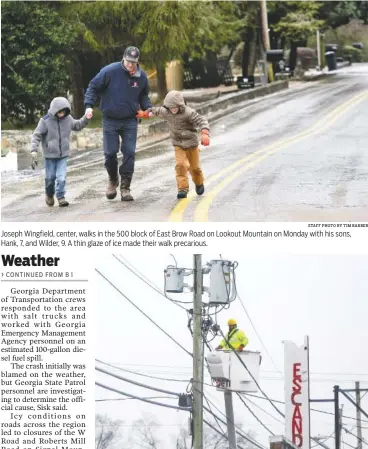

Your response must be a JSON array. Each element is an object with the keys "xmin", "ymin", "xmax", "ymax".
[
  {"xmin": 136, "ymin": 110, "xmax": 152, "ymax": 119},
  {"xmin": 215, "ymin": 346, "xmax": 223, "ymax": 351},
  {"xmin": 31, "ymin": 152, "xmax": 38, "ymax": 170},
  {"xmin": 85, "ymin": 108, "xmax": 93, "ymax": 119},
  {"xmin": 237, "ymin": 345, "xmax": 245, "ymax": 352},
  {"xmin": 201, "ymin": 130, "xmax": 210, "ymax": 146}
]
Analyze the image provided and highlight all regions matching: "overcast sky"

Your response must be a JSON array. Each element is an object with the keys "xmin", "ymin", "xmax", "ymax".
[{"xmin": 95, "ymin": 253, "xmax": 368, "ymax": 449}]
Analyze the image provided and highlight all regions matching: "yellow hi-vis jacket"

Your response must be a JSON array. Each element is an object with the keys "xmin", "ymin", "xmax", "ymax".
[{"xmin": 219, "ymin": 329, "xmax": 248, "ymax": 350}]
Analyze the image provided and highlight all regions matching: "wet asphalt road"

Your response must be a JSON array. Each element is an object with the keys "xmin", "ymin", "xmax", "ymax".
[{"xmin": 2, "ymin": 64, "xmax": 368, "ymax": 222}]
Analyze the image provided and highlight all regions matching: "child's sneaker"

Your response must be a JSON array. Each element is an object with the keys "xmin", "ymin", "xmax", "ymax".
[
  {"xmin": 58, "ymin": 198, "xmax": 69, "ymax": 207},
  {"xmin": 195, "ymin": 184, "xmax": 204, "ymax": 196},
  {"xmin": 177, "ymin": 190, "xmax": 187, "ymax": 199},
  {"xmin": 45, "ymin": 195, "xmax": 54, "ymax": 207}
]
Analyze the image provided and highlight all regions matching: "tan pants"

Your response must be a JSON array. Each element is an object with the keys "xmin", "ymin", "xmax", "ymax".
[{"xmin": 175, "ymin": 146, "xmax": 204, "ymax": 192}]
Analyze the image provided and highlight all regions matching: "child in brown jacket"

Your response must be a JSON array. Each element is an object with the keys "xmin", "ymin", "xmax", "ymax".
[{"xmin": 137, "ymin": 90, "xmax": 210, "ymax": 199}]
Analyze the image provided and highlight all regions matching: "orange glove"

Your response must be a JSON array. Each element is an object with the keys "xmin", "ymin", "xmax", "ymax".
[
  {"xmin": 201, "ymin": 129, "xmax": 210, "ymax": 146},
  {"xmin": 136, "ymin": 110, "xmax": 150, "ymax": 119}
]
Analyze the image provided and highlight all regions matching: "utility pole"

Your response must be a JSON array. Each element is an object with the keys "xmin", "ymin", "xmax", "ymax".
[
  {"xmin": 356, "ymin": 381, "xmax": 363, "ymax": 449},
  {"xmin": 334, "ymin": 385, "xmax": 340, "ymax": 449},
  {"xmin": 260, "ymin": 0, "xmax": 274, "ymax": 82},
  {"xmin": 224, "ymin": 390, "xmax": 237, "ymax": 449},
  {"xmin": 193, "ymin": 255, "xmax": 204, "ymax": 449},
  {"xmin": 316, "ymin": 30, "xmax": 321, "ymax": 68}
]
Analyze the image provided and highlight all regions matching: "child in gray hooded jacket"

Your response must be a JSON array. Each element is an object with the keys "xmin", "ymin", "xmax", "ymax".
[{"xmin": 31, "ymin": 97, "xmax": 90, "ymax": 207}]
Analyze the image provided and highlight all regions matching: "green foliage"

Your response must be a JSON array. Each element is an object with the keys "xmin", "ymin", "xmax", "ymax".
[
  {"xmin": 60, "ymin": 1, "xmax": 139, "ymax": 55},
  {"xmin": 323, "ymin": 20, "xmax": 368, "ymax": 62},
  {"xmin": 317, "ymin": 1, "xmax": 361, "ymax": 29},
  {"xmin": 270, "ymin": 1, "xmax": 324, "ymax": 41},
  {"xmin": 63, "ymin": 1, "xmax": 244, "ymax": 67},
  {"xmin": 1, "ymin": 1, "xmax": 77, "ymax": 125},
  {"xmin": 2, "ymin": 0, "xmax": 367, "ymax": 127},
  {"xmin": 342, "ymin": 44, "xmax": 363, "ymax": 61}
]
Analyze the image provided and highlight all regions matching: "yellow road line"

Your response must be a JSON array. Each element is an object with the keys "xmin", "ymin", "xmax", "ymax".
[
  {"xmin": 168, "ymin": 90, "xmax": 368, "ymax": 222},
  {"xmin": 193, "ymin": 91, "xmax": 368, "ymax": 222}
]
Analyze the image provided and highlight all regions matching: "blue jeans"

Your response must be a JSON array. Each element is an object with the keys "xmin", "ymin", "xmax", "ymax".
[
  {"xmin": 44, "ymin": 157, "xmax": 68, "ymax": 199},
  {"xmin": 102, "ymin": 117, "xmax": 138, "ymax": 183}
]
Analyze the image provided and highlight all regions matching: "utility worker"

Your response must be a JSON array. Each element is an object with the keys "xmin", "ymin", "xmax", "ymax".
[{"xmin": 216, "ymin": 319, "xmax": 248, "ymax": 352}]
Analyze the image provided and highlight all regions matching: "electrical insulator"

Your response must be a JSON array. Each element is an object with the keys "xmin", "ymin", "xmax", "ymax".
[
  {"xmin": 164, "ymin": 267, "xmax": 185, "ymax": 293},
  {"xmin": 208, "ymin": 260, "xmax": 233, "ymax": 305}
]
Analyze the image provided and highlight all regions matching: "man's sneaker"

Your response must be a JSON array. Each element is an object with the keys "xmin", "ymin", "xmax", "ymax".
[
  {"xmin": 121, "ymin": 188, "xmax": 134, "ymax": 202},
  {"xmin": 106, "ymin": 178, "xmax": 119, "ymax": 200},
  {"xmin": 58, "ymin": 198, "xmax": 69, "ymax": 207},
  {"xmin": 45, "ymin": 195, "xmax": 54, "ymax": 207},
  {"xmin": 195, "ymin": 184, "xmax": 204, "ymax": 196},
  {"xmin": 177, "ymin": 190, "xmax": 188, "ymax": 199}
]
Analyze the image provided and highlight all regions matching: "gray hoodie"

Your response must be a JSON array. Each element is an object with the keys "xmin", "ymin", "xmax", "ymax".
[
  {"xmin": 31, "ymin": 97, "xmax": 89, "ymax": 158},
  {"xmin": 150, "ymin": 91, "xmax": 209, "ymax": 149}
]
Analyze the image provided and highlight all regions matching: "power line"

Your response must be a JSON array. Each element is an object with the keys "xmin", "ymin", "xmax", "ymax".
[
  {"xmin": 96, "ymin": 359, "xmax": 189, "ymax": 383},
  {"xmin": 96, "ymin": 362, "xmax": 368, "ymax": 377},
  {"xmin": 96, "ymin": 382, "xmax": 191, "ymax": 411},
  {"xmin": 96, "ymin": 269, "xmax": 276, "ymax": 449},
  {"xmin": 94, "ymin": 365, "xmax": 365, "ymax": 385},
  {"xmin": 97, "ymin": 268, "xmax": 367, "ymax": 444},
  {"xmin": 97, "ymin": 423, "xmax": 186, "ymax": 428},
  {"xmin": 203, "ymin": 393, "xmax": 267, "ymax": 448},
  {"xmin": 204, "ymin": 414, "xmax": 248, "ymax": 449},
  {"xmin": 203, "ymin": 395, "xmax": 227, "ymax": 437},
  {"xmin": 240, "ymin": 394, "xmax": 284, "ymax": 425},
  {"xmin": 203, "ymin": 413, "xmax": 249, "ymax": 449},
  {"xmin": 236, "ymin": 393, "xmax": 275, "ymax": 435},
  {"xmin": 237, "ymin": 292, "xmax": 282, "ymax": 376},
  {"xmin": 97, "ymin": 360, "xmax": 266, "ymax": 448},
  {"xmin": 343, "ymin": 441, "xmax": 358, "ymax": 449},
  {"xmin": 114, "ymin": 256, "xmax": 225, "ymax": 318},
  {"xmin": 244, "ymin": 393, "xmax": 368, "ymax": 424},
  {"xmin": 113, "ymin": 255, "xmax": 191, "ymax": 307},
  {"xmin": 93, "ymin": 362, "xmax": 368, "ymax": 385},
  {"xmin": 203, "ymin": 401, "xmax": 267, "ymax": 449},
  {"xmin": 98, "ymin": 363, "xmax": 363, "ymax": 382},
  {"xmin": 96, "ymin": 396, "xmax": 175, "ymax": 403},
  {"xmin": 203, "ymin": 416, "xmax": 228, "ymax": 441},
  {"xmin": 343, "ymin": 426, "xmax": 367, "ymax": 445},
  {"xmin": 96, "ymin": 268, "xmax": 192, "ymax": 356},
  {"xmin": 95, "ymin": 365, "xmax": 181, "ymax": 397},
  {"xmin": 217, "ymin": 328, "xmax": 285, "ymax": 418},
  {"xmin": 203, "ymin": 305, "xmax": 285, "ymax": 438},
  {"xmin": 311, "ymin": 432, "xmax": 335, "ymax": 448}
]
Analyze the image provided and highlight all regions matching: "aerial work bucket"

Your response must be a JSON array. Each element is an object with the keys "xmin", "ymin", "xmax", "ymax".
[{"xmin": 207, "ymin": 350, "xmax": 261, "ymax": 392}]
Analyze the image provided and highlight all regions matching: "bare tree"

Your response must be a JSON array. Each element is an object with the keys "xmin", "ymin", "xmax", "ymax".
[
  {"xmin": 176, "ymin": 427, "xmax": 190, "ymax": 449},
  {"xmin": 203, "ymin": 421, "xmax": 257, "ymax": 449},
  {"xmin": 95, "ymin": 414, "xmax": 123, "ymax": 449},
  {"xmin": 130, "ymin": 415, "xmax": 160, "ymax": 449}
]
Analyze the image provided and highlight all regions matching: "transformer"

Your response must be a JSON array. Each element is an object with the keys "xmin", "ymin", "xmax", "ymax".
[
  {"xmin": 206, "ymin": 350, "xmax": 261, "ymax": 392},
  {"xmin": 208, "ymin": 260, "xmax": 236, "ymax": 305},
  {"xmin": 164, "ymin": 267, "xmax": 185, "ymax": 293}
]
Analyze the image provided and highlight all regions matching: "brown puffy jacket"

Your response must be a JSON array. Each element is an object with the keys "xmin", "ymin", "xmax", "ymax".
[{"xmin": 150, "ymin": 90, "xmax": 209, "ymax": 149}]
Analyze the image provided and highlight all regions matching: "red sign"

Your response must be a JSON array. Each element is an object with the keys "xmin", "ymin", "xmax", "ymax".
[{"xmin": 291, "ymin": 363, "xmax": 303, "ymax": 447}]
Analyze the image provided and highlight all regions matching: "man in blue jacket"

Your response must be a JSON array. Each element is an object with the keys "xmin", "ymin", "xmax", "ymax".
[{"xmin": 84, "ymin": 46, "xmax": 151, "ymax": 201}]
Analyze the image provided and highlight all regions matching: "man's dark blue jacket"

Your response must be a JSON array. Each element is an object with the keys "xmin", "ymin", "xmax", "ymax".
[{"xmin": 84, "ymin": 62, "xmax": 152, "ymax": 120}]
